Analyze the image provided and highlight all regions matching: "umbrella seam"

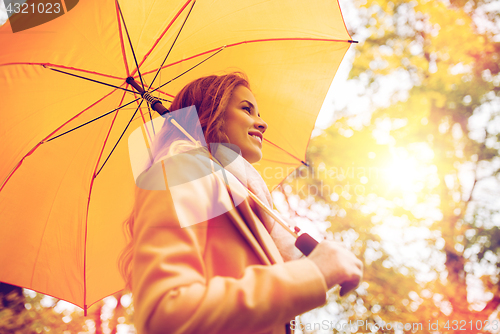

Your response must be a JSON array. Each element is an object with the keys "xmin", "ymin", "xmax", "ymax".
[
  {"xmin": 63, "ymin": 11, "xmax": 125, "ymax": 75},
  {"xmin": 132, "ymin": 0, "xmax": 194, "ymax": 76},
  {"xmin": 114, "ymin": 0, "xmax": 130, "ymax": 77},
  {"xmin": 336, "ymin": 0, "xmax": 354, "ymax": 42},
  {"xmin": 95, "ymin": 92, "xmax": 135, "ymax": 177},
  {"xmin": 137, "ymin": 0, "xmax": 158, "ymax": 66},
  {"xmin": 147, "ymin": 0, "xmax": 197, "ymax": 91},
  {"xmin": 260, "ymin": 159, "xmax": 302, "ymax": 166},
  {"xmin": 1, "ymin": 62, "xmax": 172, "ymax": 100},
  {"xmin": 141, "ymin": 37, "xmax": 354, "ymax": 76},
  {"xmin": 0, "ymin": 89, "xmax": 119, "ymax": 193},
  {"xmin": 47, "ymin": 67, "xmax": 135, "ymax": 94},
  {"xmin": 297, "ymin": 30, "xmax": 357, "ymax": 178},
  {"xmin": 28, "ymin": 138, "xmax": 83, "ymax": 293},
  {"xmin": 1, "ymin": 87, "xmax": 125, "ymax": 304},
  {"xmin": 0, "ymin": 62, "xmax": 124, "ymax": 80},
  {"xmin": 263, "ymin": 138, "xmax": 306, "ymax": 164},
  {"xmin": 48, "ymin": 95, "xmax": 142, "ymax": 143},
  {"xmin": 84, "ymin": 90, "xmax": 128, "ymax": 311},
  {"xmin": 116, "ymin": 1, "xmax": 148, "ymax": 91}
]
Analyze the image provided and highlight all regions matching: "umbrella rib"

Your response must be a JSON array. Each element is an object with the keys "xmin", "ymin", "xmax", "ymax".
[
  {"xmin": 116, "ymin": 0, "xmax": 196, "ymax": 132},
  {"xmin": 148, "ymin": 0, "xmax": 196, "ymax": 91},
  {"xmin": 138, "ymin": 0, "xmax": 197, "ymax": 131},
  {"xmin": 263, "ymin": 138, "xmax": 309, "ymax": 167},
  {"xmin": 116, "ymin": 0, "xmax": 154, "ymax": 132},
  {"xmin": 0, "ymin": 62, "xmax": 124, "ymax": 80},
  {"xmin": 46, "ymin": 66, "xmax": 136, "ymax": 94},
  {"xmin": 29, "ymin": 159, "xmax": 74, "ymax": 289},
  {"xmin": 95, "ymin": 100, "xmax": 144, "ymax": 177},
  {"xmin": 130, "ymin": 90, "xmax": 156, "ymax": 139},
  {"xmin": 261, "ymin": 158, "xmax": 304, "ymax": 166},
  {"xmin": 155, "ymin": 97, "xmax": 173, "ymax": 103},
  {"xmin": 150, "ymin": 47, "xmax": 225, "ymax": 93},
  {"xmin": 44, "ymin": 89, "xmax": 169, "ymax": 144},
  {"xmin": 0, "ymin": 89, "xmax": 120, "ymax": 193},
  {"xmin": 146, "ymin": 104, "xmax": 155, "ymax": 136},
  {"xmin": 114, "ymin": 0, "xmax": 131, "ymax": 77},
  {"xmin": 129, "ymin": 106, "xmax": 168, "ymax": 123},
  {"xmin": 46, "ymin": 97, "xmax": 141, "ymax": 142},
  {"xmin": 141, "ymin": 37, "xmax": 355, "ymax": 77},
  {"xmin": 139, "ymin": 86, "xmax": 175, "ymax": 99},
  {"xmin": 116, "ymin": 0, "xmax": 146, "ymax": 92},
  {"xmin": 133, "ymin": 91, "xmax": 156, "ymax": 143},
  {"xmin": 84, "ymin": 90, "xmax": 128, "ymax": 313},
  {"xmin": 135, "ymin": 0, "xmax": 194, "ymax": 74}
]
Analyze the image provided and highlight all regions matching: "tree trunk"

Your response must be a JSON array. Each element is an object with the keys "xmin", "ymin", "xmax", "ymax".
[
  {"xmin": 95, "ymin": 301, "xmax": 104, "ymax": 334},
  {"xmin": 110, "ymin": 292, "xmax": 124, "ymax": 334}
]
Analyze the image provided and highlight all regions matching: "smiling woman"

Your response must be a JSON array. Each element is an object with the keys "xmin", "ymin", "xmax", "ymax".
[
  {"xmin": 120, "ymin": 72, "xmax": 362, "ymax": 334},
  {"xmin": 223, "ymin": 85, "xmax": 268, "ymax": 163}
]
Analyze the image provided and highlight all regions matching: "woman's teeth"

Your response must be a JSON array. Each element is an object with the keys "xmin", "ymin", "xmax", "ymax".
[{"xmin": 250, "ymin": 134, "xmax": 262, "ymax": 143}]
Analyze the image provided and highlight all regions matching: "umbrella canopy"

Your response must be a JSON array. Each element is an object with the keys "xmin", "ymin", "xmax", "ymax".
[{"xmin": 0, "ymin": 0, "xmax": 353, "ymax": 311}]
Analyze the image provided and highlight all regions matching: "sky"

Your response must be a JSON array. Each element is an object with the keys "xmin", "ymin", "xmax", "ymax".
[{"xmin": 0, "ymin": 1, "xmax": 6, "ymax": 25}]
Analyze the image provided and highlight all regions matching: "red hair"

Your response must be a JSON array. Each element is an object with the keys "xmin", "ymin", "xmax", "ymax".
[{"xmin": 119, "ymin": 72, "xmax": 250, "ymax": 287}]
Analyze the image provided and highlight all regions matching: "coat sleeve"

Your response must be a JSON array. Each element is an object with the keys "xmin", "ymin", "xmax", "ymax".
[{"xmin": 131, "ymin": 153, "xmax": 328, "ymax": 334}]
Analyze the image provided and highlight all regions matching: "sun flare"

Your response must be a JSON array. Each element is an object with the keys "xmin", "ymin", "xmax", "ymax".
[
  {"xmin": 385, "ymin": 157, "xmax": 419, "ymax": 188},
  {"xmin": 382, "ymin": 146, "xmax": 434, "ymax": 193}
]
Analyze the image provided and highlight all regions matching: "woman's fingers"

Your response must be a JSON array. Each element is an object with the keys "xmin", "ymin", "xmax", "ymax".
[
  {"xmin": 339, "ymin": 279, "xmax": 360, "ymax": 297},
  {"xmin": 307, "ymin": 241, "xmax": 363, "ymax": 293},
  {"xmin": 339, "ymin": 258, "xmax": 363, "ymax": 296}
]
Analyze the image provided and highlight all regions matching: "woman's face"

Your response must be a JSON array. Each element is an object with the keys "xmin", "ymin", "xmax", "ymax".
[{"xmin": 223, "ymin": 85, "xmax": 268, "ymax": 163}]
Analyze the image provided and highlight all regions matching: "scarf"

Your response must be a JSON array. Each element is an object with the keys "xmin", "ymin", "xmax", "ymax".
[
  {"xmin": 146, "ymin": 140, "xmax": 304, "ymax": 261},
  {"xmin": 212, "ymin": 143, "xmax": 304, "ymax": 262}
]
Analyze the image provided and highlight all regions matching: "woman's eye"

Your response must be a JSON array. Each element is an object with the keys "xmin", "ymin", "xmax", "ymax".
[{"xmin": 242, "ymin": 106, "xmax": 251, "ymax": 113}]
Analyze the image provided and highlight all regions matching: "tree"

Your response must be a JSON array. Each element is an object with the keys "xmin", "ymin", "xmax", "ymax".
[
  {"xmin": 0, "ymin": 284, "xmax": 134, "ymax": 334},
  {"xmin": 282, "ymin": 0, "xmax": 500, "ymax": 332}
]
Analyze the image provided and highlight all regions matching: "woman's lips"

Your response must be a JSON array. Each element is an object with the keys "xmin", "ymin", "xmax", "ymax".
[{"xmin": 249, "ymin": 134, "xmax": 262, "ymax": 144}]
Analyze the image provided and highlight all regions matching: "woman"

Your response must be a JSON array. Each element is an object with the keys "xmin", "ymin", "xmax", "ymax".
[{"xmin": 120, "ymin": 72, "xmax": 362, "ymax": 334}]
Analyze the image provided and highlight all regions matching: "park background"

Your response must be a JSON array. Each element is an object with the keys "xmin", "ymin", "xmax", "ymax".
[{"xmin": 1, "ymin": 0, "xmax": 500, "ymax": 333}]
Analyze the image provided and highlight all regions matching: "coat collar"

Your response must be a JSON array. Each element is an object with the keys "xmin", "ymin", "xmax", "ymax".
[{"xmin": 213, "ymin": 169, "xmax": 284, "ymax": 266}]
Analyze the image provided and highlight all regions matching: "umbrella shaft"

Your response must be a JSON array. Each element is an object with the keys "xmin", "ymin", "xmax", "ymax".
[{"xmin": 126, "ymin": 77, "xmax": 168, "ymax": 115}]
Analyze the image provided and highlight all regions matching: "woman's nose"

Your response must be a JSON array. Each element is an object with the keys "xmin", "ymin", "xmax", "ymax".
[{"xmin": 255, "ymin": 117, "xmax": 268, "ymax": 134}]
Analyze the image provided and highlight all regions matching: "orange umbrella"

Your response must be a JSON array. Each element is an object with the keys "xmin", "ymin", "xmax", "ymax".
[{"xmin": 0, "ymin": 0, "xmax": 354, "ymax": 312}]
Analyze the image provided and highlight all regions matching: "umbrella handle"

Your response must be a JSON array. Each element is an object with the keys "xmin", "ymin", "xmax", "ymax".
[
  {"xmin": 245, "ymin": 191, "xmax": 318, "ymax": 256},
  {"xmin": 295, "ymin": 233, "xmax": 319, "ymax": 256}
]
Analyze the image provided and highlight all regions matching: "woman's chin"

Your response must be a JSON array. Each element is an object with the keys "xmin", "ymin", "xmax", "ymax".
[{"xmin": 244, "ymin": 150, "xmax": 262, "ymax": 164}]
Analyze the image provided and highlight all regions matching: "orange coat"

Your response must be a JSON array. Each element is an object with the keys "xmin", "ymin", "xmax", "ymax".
[{"xmin": 131, "ymin": 151, "xmax": 327, "ymax": 334}]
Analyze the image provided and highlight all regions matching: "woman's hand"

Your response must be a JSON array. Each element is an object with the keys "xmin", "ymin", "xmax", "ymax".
[{"xmin": 307, "ymin": 241, "xmax": 363, "ymax": 296}]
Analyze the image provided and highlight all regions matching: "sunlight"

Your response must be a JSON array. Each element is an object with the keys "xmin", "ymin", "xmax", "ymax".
[
  {"xmin": 382, "ymin": 146, "xmax": 433, "ymax": 193},
  {"xmin": 385, "ymin": 157, "xmax": 419, "ymax": 189}
]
